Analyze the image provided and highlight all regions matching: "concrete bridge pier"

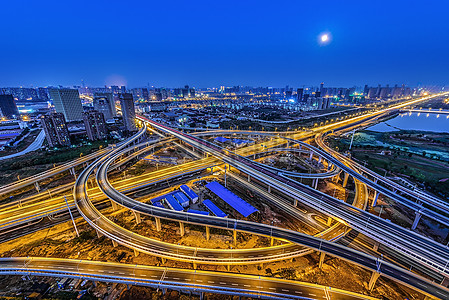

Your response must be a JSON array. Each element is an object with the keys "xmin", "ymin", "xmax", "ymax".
[
  {"xmin": 69, "ymin": 167, "xmax": 77, "ymax": 178},
  {"xmin": 318, "ymin": 252, "xmax": 325, "ymax": 269},
  {"xmin": 155, "ymin": 217, "xmax": 162, "ymax": 231},
  {"xmin": 111, "ymin": 200, "xmax": 118, "ymax": 211},
  {"xmin": 133, "ymin": 211, "xmax": 142, "ymax": 224},
  {"xmin": 368, "ymin": 272, "xmax": 381, "ymax": 290},
  {"xmin": 206, "ymin": 226, "xmax": 210, "ymax": 241},
  {"xmin": 411, "ymin": 212, "xmax": 422, "ymax": 230},
  {"xmin": 372, "ymin": 191, "xmax": 380, "ymax": 207},
  {"xmin": 342, "ymin": 173, "xmax": 349, "ymax": 188},
  {"xmin": 179, "ymin": 222, "xmax": 185, "ymax": 236}
]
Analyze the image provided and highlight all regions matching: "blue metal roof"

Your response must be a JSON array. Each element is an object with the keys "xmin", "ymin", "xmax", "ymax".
[
  {"xmin": 150, "ymin": 192, "xmax": 177, "ymax": 204},
  {"xmin": 165, "ymin": 194, "xmax": 183, "ymax": 211},
  {"xmin": 152, "ymin": 201, "xmax": 164, "ymax": 208},
  {"xmin": 174, "ymin": 192, "xmax": 190, "ymax": 207},
  {"xmin": 187, "ymin": 209, "xmax": 209, "ymax": 216},
  {"xmin": 202, "ymin": 199, "xmax": 227, "ymax": 218},
  {"xmin": 206, "ymin": 181, "xmax": 258, "ymax": 217},
  {"xmin": 214, "ymin": 136, "xmax": 229, "ymax": 143},
  {"xmin": 180, "ymin": 184, "xmax": 199, "ymax": 201}
]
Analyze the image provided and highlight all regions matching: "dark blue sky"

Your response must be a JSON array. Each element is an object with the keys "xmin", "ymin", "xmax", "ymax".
[{"xmin": 1, "ymin": 0, "xmax": 449, "ymax": 88}]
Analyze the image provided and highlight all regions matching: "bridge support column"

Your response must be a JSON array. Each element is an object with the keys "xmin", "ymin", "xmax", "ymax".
[
  {"xmin": 372, "ymin": 191, "xmax": 380, "ymax": 207},
  {"xmin": 233, "ymin": 230, "xmax": 237, "ymax": 246},
  {"xmin": 112, "ymin": 240, "xmax": 118, "ymax": 247},
  {"xmin": 319, "ymin": 252, "xmax": 325, "ymax": 269},
  {"xmin": 134, "ymin": 249, "xmax": 139, "ymax": 257},
  {"xmin": 179, "ymin": 222, "xmax": 185, "ymax": 236},
  {"xmin": 333, "ymin": 175, "xmax": 339, "ymax": 183},
  {"xmin": 155, "ymin": 217, "xmax": 162, "ymax": 231},
  {"xmin": 69, "ymin": 167, "xmax": 76, "ymax": 178},
  {"xmin": 368, "ymin": 272, "xmax": 380, "ymax": 290},
  {"xmin": 342, "ymin": 173, "xmax": 349, "ymax": 188},
  {"xmin": 441, "ymin": 276, "xmax": 449, "ymax": 287},
  {"xmin": 206, "ymin": 226, "xmax": 210, "ymax": 241},
  {"xmin": 110, "ymin": 200, "xmax": 118, "ymax": 211},
  {"xmin": 133, "ymin": 211, "xmax": 142, "ymax": 224},
  {"xmin": 411, "ymin": 212, "xmax": 422, "ymax": 230},
  {"xmin": 34, "ymin": 182, "xmax": 40, "ymax": 193}
]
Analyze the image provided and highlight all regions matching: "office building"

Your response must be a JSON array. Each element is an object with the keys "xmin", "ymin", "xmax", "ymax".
[
  {"xmin": 119, "ymin": 93, "xmax": 136, "ymax": 131},
  {"xmin": 296, "ymin": 88, "xmax": 304, "ymax": 102},
  {"xmin": 40, "ymin": 113, "xmax": 71, "ymax": 147},
  {"xmin": 48, "ymin": 88, "xmax": 84, "ymax": 121},
  {"xmin": 93, "ymin": 93, "xmax": 115, "ymax": 120},
  {"xmin": 83, "ymin": 110, "xmax": 107, "ymax": 141},
  {"xmin": 0, "ymin": 95, "xmax": 19, "ymax": 119}
]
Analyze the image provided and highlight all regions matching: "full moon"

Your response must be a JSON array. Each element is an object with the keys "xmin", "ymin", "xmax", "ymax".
[{"xmin": 318, "ymin": 32, "xmax": 332, "ymax": 45}]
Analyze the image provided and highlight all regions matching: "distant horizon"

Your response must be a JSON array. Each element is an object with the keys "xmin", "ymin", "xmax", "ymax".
[{"xmin": 1, "ymin": 82, "xmax": 447, "ymax": 90}]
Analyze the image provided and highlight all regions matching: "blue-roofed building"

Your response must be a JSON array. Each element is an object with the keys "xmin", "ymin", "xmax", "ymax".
[
  {"xmin": 153, "ymin": 201, "xmax": 164, "ymax": 208},
  {"xmin": 164, "ymin": 194, "xmax": 183, "ymax": 211},
  {"xmin": 187, "ymin": 209, "xmax": 209, "ymax": 216},
  {"xmin": 174, "ymin": 192, "xmax": 190, "ymax": 208},
  {"xmin": 202, "ymin": 199, "xmax": 227, "ymax": 218},
  {"xmin": 206, "ymin": 182, "xmax": 258, "ymax": 217},
  {"xmin": 180, "ymin": 184, "xmax": 199, "ymax": 203},
  {"xmin": 214, "ymin": 136, "xmax": 229, "ymax": 143}
]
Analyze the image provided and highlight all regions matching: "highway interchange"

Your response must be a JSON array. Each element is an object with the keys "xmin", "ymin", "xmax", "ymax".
[{"xmin": 1, "ymin": 93, "xmax": 449, "ymax": 299}]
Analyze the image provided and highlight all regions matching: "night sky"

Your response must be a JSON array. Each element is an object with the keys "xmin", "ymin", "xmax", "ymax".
[{"xmin": 1, "ymin": 0, "xmax": 449, "ymax": 88}]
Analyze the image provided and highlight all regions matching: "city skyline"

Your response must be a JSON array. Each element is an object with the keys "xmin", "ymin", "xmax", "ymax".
[{"xmin": 1, "ymin": 0, "xmax": 449, "ymax": 88}]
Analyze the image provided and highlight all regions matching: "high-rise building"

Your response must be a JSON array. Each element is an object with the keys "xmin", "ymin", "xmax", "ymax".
[
  {"xmin": 83, "ymin": 110, "xmax": 107, "ymax": 141},
  {"xmin": 40, "ymin": 113, "xmax": 71, "ymax": 147},
  {"xmin": 0, "ymin": 95, "xmax": 19, "ymax": 119},
  {"xmin": 93, "ymin": 93, "xmax": 115, "ymax": 120},
  {"xmin": 119, "ymin": 93, "xmax": 136, "ymax": 131},
  {"xmin": 37, "ymin": 87, "xmax": 49, "ymax": 100},
  {"xmin": 48, "ymin": 88, "xmax": 83, "ymax": 121},
  {"xmin": 296, "ymin": 88, "xmax": 304, "ymax": 102}
]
